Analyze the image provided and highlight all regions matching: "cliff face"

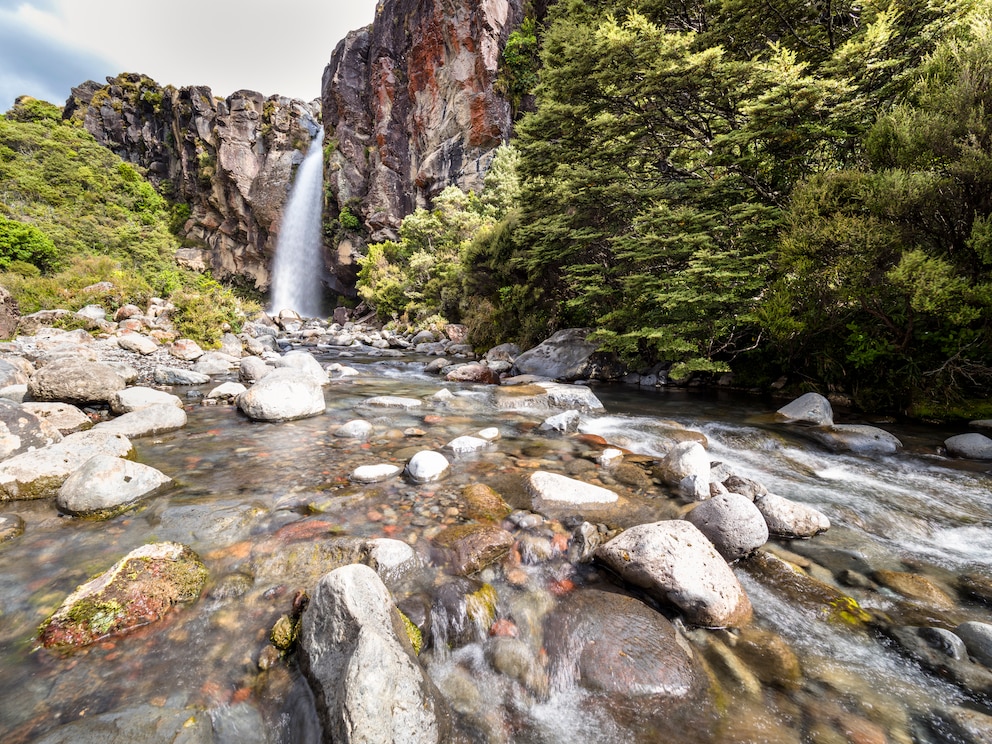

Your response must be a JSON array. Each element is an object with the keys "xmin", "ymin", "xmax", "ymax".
[
  {"xmin": 322, "ymin": 0, "xmax": 525, "ymax": 285},
  {"xmin": 65, "ymin": 73, "xmax": 319, "ymax": 291}
]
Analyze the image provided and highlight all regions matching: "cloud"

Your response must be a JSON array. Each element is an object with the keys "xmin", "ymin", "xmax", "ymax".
[{"xmin": 0, "ymin": 4, "xmax": 117, "ymax": 110}]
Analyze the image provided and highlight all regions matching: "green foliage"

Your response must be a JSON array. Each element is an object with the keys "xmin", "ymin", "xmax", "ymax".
[
  {"xmin": 0, "ymin": 215, "xmax": 58, "ymax": 271},
  {"xmin": 498, "ymin": 18, "xmax": 541, "ymax": 115},
  {"xmin": 338, "ymin": 206, "xmax": 361, "ymax": 231},
  {"xmin": 170, "ymin": 273, "xmax": 258, "ymax": 347}
]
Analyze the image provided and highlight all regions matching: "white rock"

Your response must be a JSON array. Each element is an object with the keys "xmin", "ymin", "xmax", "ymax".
[
  {"xmin": 540, "ymin": 409, "xmax": 581, "ymax": 434},
  {"xmin": 335, "ymin": 419, "xmax": 374, "ymax": 440},
  {"xmin": 153, "ymin": 367, "xmax": 211, "ymax": 385},
  {"xmin": 192, "ymin": 352, "xmax": 238, "ymax": 376},
  {"xmin": 206, "ymin": 382, "xmax": 248, "ymax": 400},
  {"xmin": 445, "ymin": 435, "xmax": 490, "ymax": 455},
  {"xmin": 351, "ymin": 464, "xmax": 403, "ymax": 484},
  {"xmin": 599, "ymin": 448, "xmax": 624, "ymax": 469},
  {"xmin": 685, "ymin": 493, "xmax": 769, "ymax": 561},
  {"xmin": 405, "ymin": 450, "xmax": 450, "ymax": 483},
  {"xmin": 273, "ymin": 351, "xmax": 329, "ymax": 385},
  {"xmin": 237, "ymin": 368, "xmax": 326, "ymax": 422},
  {"xmin": 658, "ymin": 441, "xmax": 711, "ymax": 487},
  {"xmin": 94, "ymin": 403, "xmax": 188, "ymax": 438},
  {"xmin": 57, "ymin": 455, "xmax": 172, "ymax": 516},
  {"xmin": 776, "ymin": 392, "xmax": 833, "ymax": 426},
  {"xmin": 110, "ymin": 386, "xmax": 184, "ymax": 414},
  {"xmin": 326, "ymin": 363, "xmax": 360, "ymax": 378},
  {"xmin": 117, "ymin": 333, "xmax": 158, "ymax": 355},
  {"xmin": 526, "ymin": 471, "xmax": 618, "ymax": 511},
  {"xmin": 365, "ymin": 396, "xmax": 424, "ymax": 410},
  {"xmin": 754, "ymin": 492, "xmax": 830, "ymax": 538},
  {"xmin": 21, "ymin": 401, "xmax": 92, "ymax": 435},
  {"xmin": 478, "ymin": 427, "xmax": 500, "ymax": 441}
]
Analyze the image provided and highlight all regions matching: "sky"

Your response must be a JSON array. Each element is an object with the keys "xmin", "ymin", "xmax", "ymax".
[{"xmin": 0, "ymin": 0, "xmax": 379, "ymax": 112}]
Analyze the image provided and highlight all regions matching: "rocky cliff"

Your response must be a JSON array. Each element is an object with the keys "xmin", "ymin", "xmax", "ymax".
[
  {"xmin": 321, "ymin": 0, "xmax": 526, "ymax": 286},
  {"xmin": 64, "ymin": 73, "xmax": 319, "ymax": 291}
]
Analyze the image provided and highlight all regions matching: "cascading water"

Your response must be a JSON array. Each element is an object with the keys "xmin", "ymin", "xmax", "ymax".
[{"xmin": 268, "ymin": 128, "xmax": 325, "ymax": 318}]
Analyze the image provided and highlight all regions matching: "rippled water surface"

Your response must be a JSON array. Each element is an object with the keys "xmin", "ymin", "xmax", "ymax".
[{"xmin": 1, "ymin": 356, "xmax": 991, "ymax": 743}]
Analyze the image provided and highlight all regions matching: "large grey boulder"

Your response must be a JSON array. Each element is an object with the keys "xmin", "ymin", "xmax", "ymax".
[
  {"xmin": 0, "ymin": 430, "xmax": 133, "ymax": 501},
  {"xmin": 299, "ymin": 564, "xmax": 451, "ymax": 744},
  {"xmin": 685, "ymin": 493, "xmax": 769, "ymax": 561},
  {"xmin": 110, "ymin": 386, "xmax": 184, "ymax": 414},
  {"xmin": 191, "ymin": 352, "xmax": 238, "ymax": 376},
  {"xmin": 0, "ymin": 398, "xmax": 63, "ymax": 459},
  {"xmin": 239, "ymin": 356, "xmax": 273, "ymax": 384},
  {"xmin": 595, "ymin": 520, "xmax": 753, "ymax": 627},
  {"xmin": 21, "ymin": 401, "xmax": 92, "ymax": 435},
  {"xmin": 754, "ymin": 492, "xmax": 830, "ymax": 538},
  {"xmin": 272, "ymin": 350, "xmax": 328, "ymax": 385},
  {"xmin": 237, "ymin": 368, "xmax": 326, "ymax": 422},
  {"xmin": 656, "ymin": 441, "xmax": 711, "ymax": 489},
  {"xmin": 956, "ymin": 621, "xmax": 992, "ymax": 668},
  {"xmin": 57, "ymin": 455, "xmax": 172, "ymax": 517},
  {"xmin": 945, "ymin": 433, "xmax": 992, "ymax": 460},
  {"xmin": 803, "ymin": 424, "xmax": 903, "ymax": 455},
  {"xmin": 27, "ymin": 359, "xmax": 126, "ymax": 405},
  {"xmin": 513, "ymin": 328, "xmax": 600, "ymax": 381},
  {"xmin": 776, "ymin": 392, "xmax": 834, "ymax": 426},
  {"xmin": 93, "ymin": 403, "xmax": 188, "ymax": 438}
]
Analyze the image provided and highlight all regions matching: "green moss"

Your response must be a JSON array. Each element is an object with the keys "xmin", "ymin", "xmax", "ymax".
[
  {"xmin": 65, "ymin": 597, "xmax": 125, "ymax": 636},
  {"xmin": 465, "ymin": 584, "xmax": 498, "ymax": 627},
  {"xmin": 270, "ymin": 614, "xmax": 298, "ymax": 651},
  {"xmin": 397, "ymin": 609, "xmax": 423, "ymax": 655}
]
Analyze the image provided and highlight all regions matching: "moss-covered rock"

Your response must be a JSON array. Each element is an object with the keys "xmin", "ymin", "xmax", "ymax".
[{"xmin": 39, "ymin": 542, "xmax": 207, "ymax": 650}]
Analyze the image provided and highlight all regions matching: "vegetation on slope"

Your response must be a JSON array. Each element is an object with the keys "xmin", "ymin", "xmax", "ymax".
[{"xmin": 0, "ymin": 97, "xmax": 256, "ymax": 345}]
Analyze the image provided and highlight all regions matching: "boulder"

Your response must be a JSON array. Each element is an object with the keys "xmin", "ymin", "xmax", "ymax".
[
  {"xmin": 351, "ymin": 463, "xmax": 403, "ymax": 484},
  {"xmin": 444, "ymin": 435, "xmax": 491, "ymax": 455},
  {"xmin": 945, "ymin": 433, "xmax": 992, "ymax": 460},
  {"xmin": 116, "ymin": 333, "xmax": 158, "ymax": 355},
  {"xmin": 239, "ymin": 356, "xmax": 273, "ymax": 384},
  {"xmin": 335, "ymin": 419, "xmax": 374, "ymax": 440},
  {"xmin": 237, "ymin": 368, "xmax": 326, "ymax": 422},
  {"xmin": 485, "ymin": 343, "xmax": 520, "ymax": 364},
  {"xmin": 526, "ymin": 471, "xmax": 619, "ymax": 511},
  {"xmin": 494, "ymin": 382, "xmax": 604, "ymax": 413},
  {"xmin": 205, "ymin": 381, "xmax": 247, "ymax": 401},
  {"xmin": 405, "ymin": 450, "xmax": 450, "ymax": 483},
  {"xmin": 0, "ymin": 398, "xmax": 63, "ymax": 459},
  {"xmin": 803, "ymin": 424, "xmax": 903, "ymax": 455},
  {"xmin": 21, "ymin": 401, "xmax": 92, "ymax": 435},
  {"xmin": 169, "ymin": 338, "xmax": 204, "ymax": 361},
  {"xmin": 656, "ymin": 441, "xmax": 711, "ymax": 489},
  {"xmin": 445, "ymin": 363, "xmax": 499, "ymax": 385},
  {"xmin": 685, "ymin": 493, "xmax": 769, "ymax": 561},
  {"xmin": 0, "ymin": 284, "xmax": 20, "ymax": 339},
  {"xmin": 38, "ymin": 541, "xmax": 207, "ymax": 649},
  {"xmin": 539, "ymin": 409, "xmax": 581, "ymax": 434},
  {"xmin": 776, "ymin": 392, "xmax": 833, "ymax": 426},
  {"xmin": 191, "ymin": 352, "xmax": 238, "ymax": 375},
  {"xmin": 109, "ymin": 386, "xmax": 184, "ymax": 414},
  {"xmin": 219, "ymin": 332, "xmax": 243, "ymax": 358},
  {"xmin": 113, "ymin": 303, "xmax": 143, "ymax": 321},
  {"xmin": 365, "ymin": 395, "xmax": 424, "ymax": 410},
  {"xmin": 595, "ymin": 520, "xmax": 753, "ymax": 627},
  {"xmin": 93, "ymin": 403, "xmax": 188, "ymax": 438},
  {"xmin": 754, "ymin": 492, "xmax": 831, "ymax": 538},
  {"xmin": 513, "ymin": 328, "xmax": 600, "ymax": 380},
  {"xmin": 0, "ymin": 430, "xmax": 134, "ymax": 500},
  {"xmin": 431, "ymin": 524, "xmax": 515, "ymax": 575},
  {"xmin": 957, "ymin": 621, "xmax": 992, "ymax": 668},
  {"xmin": 57, "ymin": 455, "xmax": 172, "ymax": 517},
  {"xmin": 0, "ymin": 358, "xmax": 28, "ymax": 387},
  {"xmin": 273, "ymin": 350, "xmax": 328, "ymax": 385},
  {"xmin": 27, "ymin": 360, "xmax": 126, "ymax": 405},
  {"xmin": 299, "ymin": 564, "xmax": 451, "ymax": 743},
  {"xmin": 153, "ymin": 367, "xmax": 211, "ymax": 385}
]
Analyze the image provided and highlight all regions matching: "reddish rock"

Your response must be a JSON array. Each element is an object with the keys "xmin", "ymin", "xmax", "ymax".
[
  {"xmin": 431, "ymin": 524, "xmax": 515, "ymax": 575},
  {"xmin": 445, "ymin": 363, "xmax": 500, "ymax": 385}
]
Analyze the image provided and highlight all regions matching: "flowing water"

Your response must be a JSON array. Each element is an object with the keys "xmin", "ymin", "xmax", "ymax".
[
  {"xmin": 1, "ymin": 354, "xmax": 991, "ymax": 743},
  {"xmin": 268, "ymin": 130, "xmax": 326, "ymax": 318}
]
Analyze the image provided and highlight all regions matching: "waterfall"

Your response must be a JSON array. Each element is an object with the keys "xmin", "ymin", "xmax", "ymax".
[{"xmin": 269, "ymin": 129, "xmax": 325, "ymax": 318}]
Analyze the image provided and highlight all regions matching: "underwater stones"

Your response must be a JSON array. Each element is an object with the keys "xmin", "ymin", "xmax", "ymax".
[
  {"xmin": 28, "ymin": 359, "xmax": 126, "ymax": 405},
  {"xmin": 299, "ymin": 564, "xmax": 451, "ymax": 744},
  {"xmin": 109, "ymin": 386, "xmax": 184, "ymax": 414},
  {"xmin": 351, "ymin": 463, "xmax": 403, "ymax": 484},
  {"xmin": 957, "ymin": 621, "xmax": 992, "ymax": 668},
  {"xmin": 803, "ymin": 424, "xmax": 903, "ymax": 455},
  {"xmin": 365, "ymin": 395, "xmax": 424, "ymax": 410},
  {"xmin": 525, "ymin": 471, "xmax": 619, "ymax": 512},
  {"xmin": 685, "ymin": 493, "xmax": 769, "ymax": 562},
  {"xmin": 153, "ymin": 366, "xmax": 211, "ymax": 385},
  {"xmin": 872, "ymin": 570, "xmax": 956, "ymax": 609},
  {"xmin": 461, "ymin": 483, "xmax": 512, "ymax": 522},
  {"xmin": 335, "ymin": 419, "xmax": 374, "ymax": 440},
  {"xmin": 595, "ymin": 520, "xmax": 752, "ymax": 628},
  {"xmin": 38, "ymin": 541, "xmax": 207, "ymax": 649},
  {"xmin": 0, "ymin": 430, "xmax": 133, "ymax": 501},
  {"xmin": 20, "ymin": 402, "xmax": 91, "ymax": 435},
  {"xmin": 237, "ymin": 368, "xmax": 326, "ymax": 422},
  {"xmin": 431, "ymin": 524, "xmax": 515, "ymax": 575},
  {"xmin": 485, "ymin": 637, "xmax": 548, "ymax": 697},
  {"xmin": 945, "ymin": 433, "xmax": 992, "ymax": 460},
  {"xmin": 57, "ymin": 455, "xmax": 172, "ymax": 517},
  {"xmin": 444, "ymin": 435, "xmax": 490, "ymax": 455},
  {"xmin": 405, "ymin": 450, "xmax": 450, "ymax": 483},
  {"xmin": 754, "ymin": 492, "xmax": 830, "ymax": 538},
  {"xmin": 539, "ymin": 409, "xmax": 581, "ymax": 434},
  {"xmin": 0, "ymin": 513, "xmax": 24, "ymax": 542},
  {"xmin": 93, "ymin": 403, "xmax": 187, "ymax": 438},
  {"xmin": 776, "ymin": 392, "xmax": 833, "ymax": 426}
]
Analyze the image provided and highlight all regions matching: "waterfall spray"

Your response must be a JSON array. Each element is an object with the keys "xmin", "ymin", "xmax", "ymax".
[{"xmin": 269, "ymin": 129, "xmax": 325, "ymax": 318}]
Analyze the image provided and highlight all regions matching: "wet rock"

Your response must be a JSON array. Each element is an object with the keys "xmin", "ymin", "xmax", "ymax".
[
  {"xmin": 153, "ymin": 366, "xmax": 211, "ymax": 385},
  {"xmin": 655, "ymin": 441, "xmax": 711, "ymax": 489},
  {"xmin": 513, "ymin": 328, "xmax": 600, "ymax": 380},
  {"xmin": 21, "ymin": 401, "xmax": 92, "ymax": 435},
  {"xmin": 0, "ymin": 430, "xmax": 134, "ymax": 500},
  {"xmin": 39, "ymin": 541, "xmax": 207, "ymax": 649},
  {"xmin": 206, "ymin": 381, "xmax": 247, "ymax": 401},
  {"xmin": 732, "ymin": 626, "xmax": 803, "ymax": 691},
  {"xmin": 299, "ymin": 564, "xmax": 451, "ymax": 744},
  {"xmin": 405, "ymin": 450, "xmax": 450, "ymax": 483},
  {"xmin": 364, "ymin": 538, "xmax": 423, "ymax": 589},
  {"xmin": 461, "ymin": 483, "xmax": 512, "ymax": 522},
  {"xmin": 776, "ymin": 392, "xmax": 833, "ymax": 425},
  {"xmin": 237, "ymin": 368, "xmax": 326, "ymax": 422},
  {"xmin": 0, "ymin": 398, "xmax": 63, "ymax": 459},
  {"xmin": 30, "ymin": 703, "xmax": 214, "ymax": 744},
  {"xmin": 721, "ymin": 474, "xmax": 767, "ymax": 500},
  {"xmin": 956, "ymin": 621, "xmax": 992, "ymax": 667},
  {"xmin": 430, "ymin": 578, "xmax": 498, "ymax": 648},
  {"xmin": 929, "ymin": 706, "xmax": 992, "ymax": 744},
  {"xmin": 272, "ymin": 350, "xmax": 328, "ymax": 385},
  {"xmin": 0, "ymin": 512, "xmax": 24, "ymax": 542},
  {"xmin": 544, "ymin": 589, "xmax": 713, "ymax": 727},
  {"xmin": 485, "ymin": 636, "xmax": 548, "ymax": 697},
  {"xmin": 917, "ymin": 626, "xmax": 969, "ymax": 660},
  {"xmin": 351, "ymin": 463, "xmax": 403, "ymax": 484},
  {"xmin": 613, "ymin": 463, "xmax": 654, "ymax": 491},
  {"xmin": 872, "ymin": 570, "xmax": 955, "ymax": 609},
  {"xmin": 239, "ymin": 356, "xmax": 273, "ymax": 384},
  {"xmin": 109, "ymin": 386, "xmax": 184, "ymax": 414},
  {"xmin": 365, "ymin": 395, "xmax": 424, "ymax": 410},
  {"xmin": 595, "ymin": 520, "xmax": 753, "ymax": 627},
  {"xmin": 958, "ymin": 572, "xmax": 992, "ymax": 605},
  {"xmin": 685, "ymin": 493, "xmax": 769, "ymax": 562},
  {"xmin": 539, "ymin": 409, "xmax": 581, "ymax": 434},
  {"xmin": 432, "ymin": 524, "xmax": 515, "ymax": 575},
  {"xmin": 335, "ymin": 419, "xmax": 374, "ymax": 440},
  {"xmin": 885, "ymin": 625, "xmax": 992, "ymax": 700},
  {"xmin": 94, "ymin": 403, "xmax": 188, "ymax": 438},
  {"xmin": 525, "ymin": 471, "xmax": 619, "ymax": 512},
  {"xmin": 754, "ymin": 492, "xmax": 830, "ymax": 538},
  {"xmin": 57, "ymin": 455, "xmax": 172, "ymax": 517},
  {"xmin": 945, "ymin": 433, "xmax": 992, "ymax": 460},
  {"xmin": 445, "ymin": 363, "xmax": 499, "ymax": 385},
  {"xmin": 803, "ymin": 424, "xmax": 903, "ymax": 455},
  {"xmin": 116, "ymin": 333, "xmax": 158, "ymax": 355},
  {"xmin": 445, "ymin": 435, "xmax": 491, "ymax": 455},
  {"xmin": 599, "ymin": 448, "xmax": 624, "ymax": 469},
  {"xmin": 28, "ymin": 359, "xmax": 126, "ymax": 405}
]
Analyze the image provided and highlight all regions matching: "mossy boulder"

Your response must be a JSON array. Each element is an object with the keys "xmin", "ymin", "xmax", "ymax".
[{"xmin": 39, "ymin": 542, "xmax": 207, "ymax": 649}]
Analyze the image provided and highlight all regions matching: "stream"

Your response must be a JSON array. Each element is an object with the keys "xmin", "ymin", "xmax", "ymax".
[{"xmin": 1, "ymin": 349, "xmax": 991, "ymax": 743}]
